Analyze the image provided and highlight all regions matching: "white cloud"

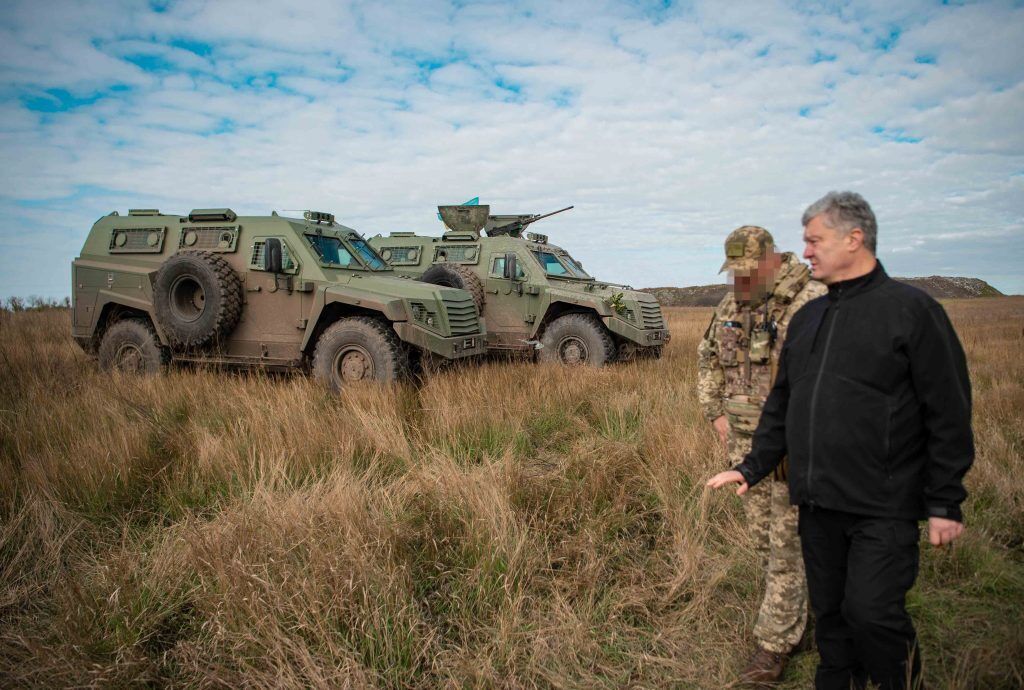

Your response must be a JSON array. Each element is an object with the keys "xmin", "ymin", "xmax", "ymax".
[{"xmin": 0, "ymin": 0, "xmax": 1021, "ymax": 299}]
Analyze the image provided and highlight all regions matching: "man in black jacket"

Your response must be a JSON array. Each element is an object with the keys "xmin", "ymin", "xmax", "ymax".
[{"xmin": 707, "ymin": 191, "xmax": 974, "ymax": 690}]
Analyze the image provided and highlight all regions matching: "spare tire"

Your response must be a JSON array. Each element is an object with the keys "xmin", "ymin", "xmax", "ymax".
[
  {"xmin": 420, "ymin": 263, "xmax": 485, "ymax": 314},
  {"xmin": 153, "ymin": 251, "xmax": 243, "ymax": 348}
]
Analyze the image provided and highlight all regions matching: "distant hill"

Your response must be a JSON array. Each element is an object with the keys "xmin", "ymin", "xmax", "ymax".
[{"xmin": 643, "ymin": 276, "xmax": 1003, "ymax": 307}]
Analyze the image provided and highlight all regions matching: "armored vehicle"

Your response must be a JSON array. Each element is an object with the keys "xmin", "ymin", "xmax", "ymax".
[
  {"xmin": 72, "ymin": 208, "xmax": 485, "ymax": 390},
  {"xmin": 368, "ymin": 205, "xmax": 669, "ymax": 365}
]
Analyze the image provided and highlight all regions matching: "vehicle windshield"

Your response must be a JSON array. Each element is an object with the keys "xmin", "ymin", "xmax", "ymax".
[
  {"xmin": 531, "ymin": 249, "xmax": 591, "ymax": 279},
  {"xmin": 305, "ymin": 233, "xmax": 390, "ymax": 271},
  {"xmin": 559, "ymin": 253, "xmax": 591, "ymax": 278},
  {"xmin": 347, "ymin": 236, "xmax": 389, "ymax": 270},
  {"xmin": 305, "ymin": 234, "xmax": 357, "ymax": 268}
]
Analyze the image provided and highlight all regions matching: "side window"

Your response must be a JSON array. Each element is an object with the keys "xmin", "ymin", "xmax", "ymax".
[
  {"xmin": 249, "ymin": 238, "xmax": 299, "ymax": 273},
  {"xmin": 489, "ymin": 255, "xmax": 526, "ymax": 279}
]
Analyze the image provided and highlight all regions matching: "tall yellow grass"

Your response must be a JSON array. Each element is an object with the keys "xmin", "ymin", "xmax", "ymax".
[{"xmin": 1, "ymin": 300, "xmax": 1022, "ymax": 688}]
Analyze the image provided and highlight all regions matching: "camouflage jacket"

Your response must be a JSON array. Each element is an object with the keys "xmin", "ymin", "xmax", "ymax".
[{"xmin": 697, "ymin": 253, "xmax": 826, "ymax": 433}]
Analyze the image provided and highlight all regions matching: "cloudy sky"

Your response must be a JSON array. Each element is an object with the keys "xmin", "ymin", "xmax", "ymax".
[{"xmin": 1, "ymin": 0, "xmax": 1022, "ymax": 299}]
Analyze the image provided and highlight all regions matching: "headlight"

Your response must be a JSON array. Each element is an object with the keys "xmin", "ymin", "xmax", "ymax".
[{"xmin": 409, "ymin": 301, "xmax": 439, "ymax": 329}]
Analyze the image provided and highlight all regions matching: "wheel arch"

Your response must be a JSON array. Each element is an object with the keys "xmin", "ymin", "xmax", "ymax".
[
  {"xmin": 536, "ymin": 301, "xmax": 600, "ymax": 337},
  {"xmin": 91, "ymin": 296, "xmax": 168, "ymax": 351},
  {"xmin": 301, "ymin": 298, "xmax": 398, "ymax": 356}
]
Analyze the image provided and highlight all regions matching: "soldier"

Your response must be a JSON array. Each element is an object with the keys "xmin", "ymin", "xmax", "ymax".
[{"xmin": 697, "ymin": 225, "xmax": 826, "ymax": 686}]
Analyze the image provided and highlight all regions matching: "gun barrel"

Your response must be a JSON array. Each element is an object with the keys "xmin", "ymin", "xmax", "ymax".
[
  {"xmin": 488, "ymin": 205, "xmax": 575, "ymax": 236},
  {"xmin": 525, "ymin": 205, "xmax": 574, "ymax": 226}
]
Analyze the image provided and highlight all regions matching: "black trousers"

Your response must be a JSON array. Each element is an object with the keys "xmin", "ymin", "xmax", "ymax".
[{"xmin": 798, "ymin": 506, "xmax": 923, "ymax": 690}]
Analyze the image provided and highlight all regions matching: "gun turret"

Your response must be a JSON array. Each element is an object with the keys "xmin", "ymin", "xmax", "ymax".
[{"xmin": 484, "ymin": 205, "xmax": 573, "ymax": 238}]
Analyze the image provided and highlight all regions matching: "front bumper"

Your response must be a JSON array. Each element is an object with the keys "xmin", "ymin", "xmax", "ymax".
[
  {"xmin": 393, "ymin": 322, "xmax": 487, "ymax": 359},
  {"xmin": 603, "ymin": 316, "xmax": 671, "ymax": 347}
]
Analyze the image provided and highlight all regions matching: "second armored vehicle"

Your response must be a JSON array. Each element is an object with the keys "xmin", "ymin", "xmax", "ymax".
[
  {"xmin": 72, "ymin": 208, "xmax": 486, "ymax": 390},
  {"xmin": 369, "ymin": 205, "xmax": 669, "ymax": 366}
]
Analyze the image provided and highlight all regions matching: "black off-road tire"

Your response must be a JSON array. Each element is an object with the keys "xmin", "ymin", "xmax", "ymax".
[
  {"xmin": 312, "ymin": 317, "xmax": 408, "ymax": 392},
  {"xmin": 538, "ymin": 313, "xmax": 616, "ymax": 367},
  {"xmin": 153, "ymin": 251, "xmax": 243, "ymax": 349},
  {"xmin": 98, "ymin": 318, "xmax": 170, "ymax": 375},
  {"xmin": 420, "ymin": 263, "xmax": 486, "ymax": 314}
]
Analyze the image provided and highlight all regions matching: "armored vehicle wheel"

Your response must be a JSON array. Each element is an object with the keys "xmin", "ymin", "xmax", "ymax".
[
  {"xmin": 538, "ymin": 313, "xmax": 615, "ymax": 367},
  {"xmin": 420, "ymin": 264, "xmax": 485, "ymax": 314},
  {"xmin": 153, "ymin": 251, "xmax": 243, "ymax": 349},
  {"xmin": 312, "ymin": 317, "xmax": 408, "ymax": 392},
  {"xmin": 98, "ymin": 319, "xmax": 169, "ymax": 374}
]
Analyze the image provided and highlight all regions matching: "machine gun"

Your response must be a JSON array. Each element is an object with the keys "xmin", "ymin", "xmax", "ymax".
[{"xmin": 484, "ymin": 205, "xmax": 574, "ymax": 238}]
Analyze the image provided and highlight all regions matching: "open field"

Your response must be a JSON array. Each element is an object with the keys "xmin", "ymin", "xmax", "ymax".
[{"xmin": 1, "ymin": 299, "xmax": 1022, "ymax": 688}]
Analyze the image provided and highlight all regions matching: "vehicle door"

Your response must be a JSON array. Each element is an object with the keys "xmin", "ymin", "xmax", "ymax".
[
  {"xmin": 235, "ymin": 234, "xmax": 306, "ymax": 361},
  {"xmin": 483, "ymin": 251, "xmax": 541, "ymax": 347}
]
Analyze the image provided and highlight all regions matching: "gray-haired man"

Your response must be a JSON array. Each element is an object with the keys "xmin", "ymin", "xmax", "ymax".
[{"xmin": 708, "ymin": 191, "xmax": 974, "ymax": 690}]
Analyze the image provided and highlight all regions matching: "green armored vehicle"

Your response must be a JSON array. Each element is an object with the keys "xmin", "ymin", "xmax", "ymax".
[
  {"xmin": 71, "ymin": 208, "xmax": 485, "ymax": 389},
  {"xmin": 368, "ymin": 205, "xmax": 669, "ymax": 365}
]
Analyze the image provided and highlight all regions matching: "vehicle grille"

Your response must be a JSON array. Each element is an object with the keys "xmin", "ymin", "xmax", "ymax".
[
  {"xmin": 639, "ymin": 302, "xmax": 665, "ymax": 329},
  {"xmin": 441, "ymin": 294, "xmax": 480, "ymax": 335}
]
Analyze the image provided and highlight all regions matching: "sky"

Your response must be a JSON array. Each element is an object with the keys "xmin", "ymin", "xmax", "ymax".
[{"xmin": 0, "ymin": 0, "xmax": 1022, "ymax": 300}]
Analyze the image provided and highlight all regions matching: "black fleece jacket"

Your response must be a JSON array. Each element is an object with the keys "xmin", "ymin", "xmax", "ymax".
[{"xmin": 735, "ymin": 261, "xmax": 974, "ymax": 522}]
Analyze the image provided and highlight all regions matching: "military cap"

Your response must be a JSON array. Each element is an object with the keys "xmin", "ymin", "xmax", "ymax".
[{"xmin": 720, "ymin": 225, "xmax": 776, "ymax": 273}]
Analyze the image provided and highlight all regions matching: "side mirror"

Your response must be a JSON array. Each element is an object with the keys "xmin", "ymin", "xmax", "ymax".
[
  {"xmin": 264, "ymin": 238, "xmax": 283, "ymax": 273},
  {"xmin": 503, "ymin": 253, "xmax": 518, "ymax": 281}
]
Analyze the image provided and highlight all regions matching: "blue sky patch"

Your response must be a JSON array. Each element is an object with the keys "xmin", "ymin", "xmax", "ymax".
[
  {"xmin": 915, "ymin": 54, "xmax": 937, "ymax": 65},
  {"xmin": 871, "ymin": 125, "xmax": 923, "ymax": 144},
  {"xmin": 21, "ymin": 89, "xmax": 104, "ymax": 113},
  {"xmin": 551, "ymin": 89, "xmax": 576, "ymax": 108},
  {"xmin": 875, "ymin": 27, "xmax": 902, "ymax": 51},
  {"xmin": 170, "ymin": 38, "xmax": 213, "ymax": 57},
  {"xmin": 812, "ymin": 50, "xmax": 836, "ymax": 63},
  {"xmin": 124, "ymin": 53, "xmax": 178, "ymax": 73}
]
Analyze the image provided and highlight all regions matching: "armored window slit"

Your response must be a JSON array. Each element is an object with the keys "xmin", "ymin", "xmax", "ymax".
[
  {"xmin": 109, "ymin": 227, "xmax": 166, "ymax": 253},
  {"xmin": 179, "ymin": 226, "xmax": 239, "ymax": 252}
]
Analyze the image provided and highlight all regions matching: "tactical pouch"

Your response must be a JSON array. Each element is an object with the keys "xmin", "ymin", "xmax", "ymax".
[
  {"xmin": 749, "ymin": 328, "xmax": 771, "ymax": 364},
  {"xmin": 718, "ymin": 321, "xmax": 743, "ymax": 367},
  {"xmin": 724, "ymin": 398, "xmax": 761, "ymax": 435}
]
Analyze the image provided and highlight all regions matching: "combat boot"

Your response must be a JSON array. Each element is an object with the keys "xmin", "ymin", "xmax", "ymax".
[{"xmin": 739, "ymin": 646, "xmax": 787, "ymax": 687}]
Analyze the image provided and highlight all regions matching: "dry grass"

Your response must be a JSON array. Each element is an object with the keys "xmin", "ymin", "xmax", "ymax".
[{"xmin": 1, "ymin": 300, "xmax": 1021, "ymax": 689}]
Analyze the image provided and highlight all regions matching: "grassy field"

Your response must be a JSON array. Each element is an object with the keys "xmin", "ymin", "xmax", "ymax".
[{"xmin": 1, "ymin": 300, "xmax": 1022, "ymax": 689}]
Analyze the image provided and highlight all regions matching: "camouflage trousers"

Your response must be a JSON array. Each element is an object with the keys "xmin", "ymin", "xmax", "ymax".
[{"xmin": 728, "ymin": 431, "xmax": 808, "ymax": 654}]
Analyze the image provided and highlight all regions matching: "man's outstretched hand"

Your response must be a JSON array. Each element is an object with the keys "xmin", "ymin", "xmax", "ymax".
[
  {"xmin": 928, "ymin": 517, "xmax": 964, "ymax": 547},
  {"xmin": 706, "ymin": 470, "xmax": 750, "ymax": 496}
]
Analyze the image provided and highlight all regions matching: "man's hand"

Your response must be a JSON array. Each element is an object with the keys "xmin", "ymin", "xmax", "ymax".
[
  {"xmin": 706, "ymin": 470, "xmax": 749, "ymax": 496},
  {"xmin": 928, "ymin": 517, "xmax": 964, "ymax": 547},
  {"xmin": 712, "ymin": 415, "xmax": 729, "ymax": 448}
]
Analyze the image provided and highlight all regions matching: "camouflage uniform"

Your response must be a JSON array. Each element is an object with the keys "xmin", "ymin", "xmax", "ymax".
[{"xmin": 697, "ymin": 226, "xmax": 826, "ymax": 656}]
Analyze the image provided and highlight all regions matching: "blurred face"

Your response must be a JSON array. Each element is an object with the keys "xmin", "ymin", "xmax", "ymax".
[
  {"xmin": 732, "ymin": 252, "xmax": 781, "ymax": 303},
  {"xmin": 802, "ymin": 214, "xmax": 857, "ymax": 284}
]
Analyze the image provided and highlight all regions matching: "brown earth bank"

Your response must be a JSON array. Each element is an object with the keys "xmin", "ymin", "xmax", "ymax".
[
  {"xmin": 1, "ymin": 300, "xmax": 1022, "ymax": 688},
  {"xmin": 644, "ymin": 276, "xmax": 1005, "ymax": 307}
]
